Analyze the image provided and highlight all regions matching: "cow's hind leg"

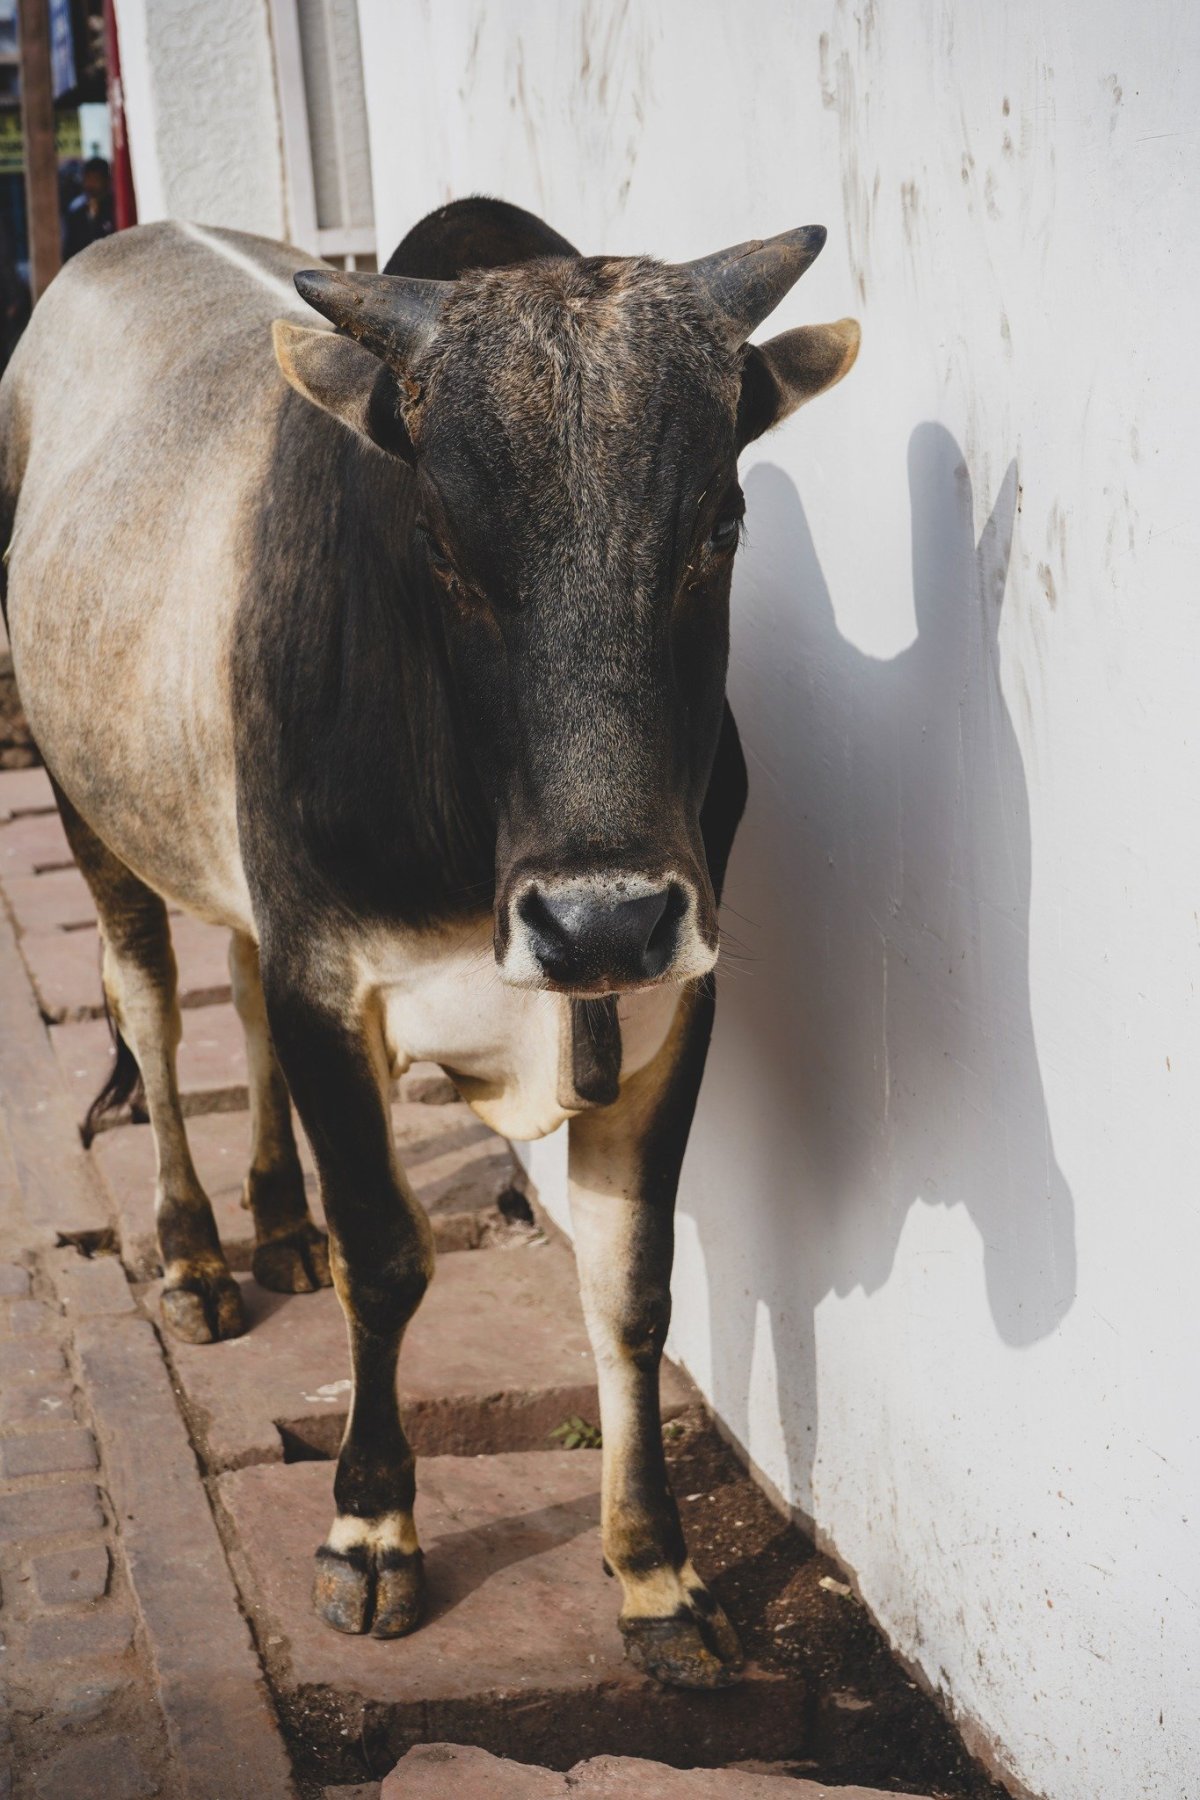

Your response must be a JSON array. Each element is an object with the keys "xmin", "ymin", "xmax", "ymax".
[
  {"xmin": 53, "ymin": 787, "xmax": 244, "ymax": 1343},
  {"xmin": 264, "ymin": 958, "xmax": 433, "ymax": 1638},
  {"xmin": 568, "ymin": 986, "xmax": 743, "ymax": 1689},
  {"xmin": 228, "ymin": 932, "xmax": 330, "ymax": 1294}
]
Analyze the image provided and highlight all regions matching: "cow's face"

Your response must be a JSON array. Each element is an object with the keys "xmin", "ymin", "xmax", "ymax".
[{"xmin": 276, "ymin": 231, "xmax": 858, "ymax": 994}]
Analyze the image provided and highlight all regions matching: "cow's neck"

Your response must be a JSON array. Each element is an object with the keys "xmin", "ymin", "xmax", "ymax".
[{"xmin": 234, "ymin": 401, "xmax": 495, "ymax": 928}]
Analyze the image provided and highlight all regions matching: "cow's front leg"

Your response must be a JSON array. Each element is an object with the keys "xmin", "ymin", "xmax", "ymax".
[
  {"xmin": 568, "ymin": 986, "xmax": 743, "ymax": 1689},
  {"xmin": 264, "ymin": 967, "xmax": 434, "ymax": 1638}
]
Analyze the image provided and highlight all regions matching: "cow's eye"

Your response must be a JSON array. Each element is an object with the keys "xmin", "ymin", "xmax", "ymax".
[
  {"xmin": 709, "ymin": 514, "xmax": 742, "ymax": 554},
  {"xmin": 418, "ymin": 527, "xmax": 460, "ymax": 588}
]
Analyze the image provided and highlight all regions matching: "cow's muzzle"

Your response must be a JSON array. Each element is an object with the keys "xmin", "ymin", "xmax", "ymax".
[{"xmin": 496, "ymin": 870, "xmax": 718, "ymax": 993}]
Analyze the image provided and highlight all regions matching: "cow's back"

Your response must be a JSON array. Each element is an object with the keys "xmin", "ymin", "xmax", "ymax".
[{"xmin": 0, "ymin": 222, "xmax": 326, "ymax": 926}]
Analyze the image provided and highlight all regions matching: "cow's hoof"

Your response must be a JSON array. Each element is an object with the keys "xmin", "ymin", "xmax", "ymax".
[
  {"xmin": 252, "ymin": 1222, "xmax": 332, "ymax": 1294},
  {"xmin": 620, "ymin": 1586, "xmax": 744, "ymax": 1689},
  {"xmin": 160, "ymin": 1268, "xmax": 246, "ymax": 1343},
  {"xmin": 313, "ymin": 1544, "xmax": 424, "ymax": 1639}
]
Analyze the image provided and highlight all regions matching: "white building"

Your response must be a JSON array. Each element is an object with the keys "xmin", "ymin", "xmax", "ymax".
[{"xmin": 112, "ymin": 6, "xmax": 1200, "ymax": 1798}]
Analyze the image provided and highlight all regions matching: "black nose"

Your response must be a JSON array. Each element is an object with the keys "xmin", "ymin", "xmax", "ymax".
[{"xmin": 519, "ymin": 883, "xmax": 685, "ymax": 988}]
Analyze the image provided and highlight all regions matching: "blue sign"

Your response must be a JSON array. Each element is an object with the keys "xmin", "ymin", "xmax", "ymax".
[{"xmin": 49, "ymin": 0, "xmax": 78, "ymax": 102}]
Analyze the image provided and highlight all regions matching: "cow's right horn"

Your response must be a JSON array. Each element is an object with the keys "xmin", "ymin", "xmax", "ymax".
[{"xmin": 293, "ymin": 268, "xmax": 450, "ymax": 364}]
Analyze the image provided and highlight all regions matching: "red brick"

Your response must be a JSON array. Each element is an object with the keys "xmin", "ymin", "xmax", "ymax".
[
  {"xmin": 0, "ymin": 1482, "xmax": 104, "ymax": 1542},
  {"xmin": 224, "ymin": 1455, "xmax": 804, "ymax": 1770},
  {"xmin": 23, "ymin": 912, "xmax": 233, "ymax": 1022},
  {"xmin": 5, "ymin": 866, "xmax": 95, "ymax": 933},
  {"xmin": 0, "ymin": 1377, "xmax": 75, "ymax": 1426},
  {"xmin": 46, "ymin": 1247, "xmax": 134, "ymax": 1318},
  {"xmin": 386, "ymin": 1745, "xmax": 561, "ymax": 1798},
  {"xmin": 52, "ymin": 1001, "xmax": 249, "ymax": 1121},
  {"xmin": 32, "ymin": 1542, "xmax": 110, "ymax": 1606},
  {"xmin": 33, "ymin": 1735, "xmax": 156, "ymax": 1800},
  {"xmin": 26, "ymin": 1606, "xmax": 134, "ymax": 1662},
  {"xmin": 384, "ymin": 1748, "xmax": 925, "ymax": 1799},
  {"xmin": 0, "ymin": 810, "xmax": 72, "ymax": 879},
  {"xmin": 0, "ymin": 765, "xmax": 54, "ymax": 821},
  {"xmin": 96, "ymin": 1100, "xmax": 510, "ymax": 1279},
  {"xmin": 18, "ymin": 925, "xmax": 103, "ymax": 1021},
  {"xmin": 76, "ymin": 1316, "xmax": 295, "ymax": 1797},
  {"xmin": 0, "ymin": 1264, "xmax": 29, "ymax": 1297},
  {"xmin": 93, "ymin": 1110, "xmax": 305, "ymax": 1279},
  {"xmin": 164, "ymin": 1242, "xmax": 620, "ymax": 1470},
  {"xmin": 0, "ymin": 1426, "xmax": 98, "ymax": 1477},
  {"xmin": 0, "ymin": 1297, "xmax": 57, "ymax": 1337},
  {"xmin": 0, "ymin": 1339, "xmax": 67, "ymax": 1380},
  {"xmin": 0, "ymin": 908, "xmax": 112, "ymax": 1238},
  {"xmin": 397, "ymin": 1066, "xmax": 459, "ymax": 1104}
]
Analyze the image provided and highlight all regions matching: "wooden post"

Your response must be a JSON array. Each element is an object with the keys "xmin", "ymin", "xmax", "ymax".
[{"xmin": 17, "ymin": 0, "xmax": 60, "ymax": 302}]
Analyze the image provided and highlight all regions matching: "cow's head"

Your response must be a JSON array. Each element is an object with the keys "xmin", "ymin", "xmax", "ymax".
[{"xmin": 275, "ymin": 228, "xmax": 858, "ymax": 994}]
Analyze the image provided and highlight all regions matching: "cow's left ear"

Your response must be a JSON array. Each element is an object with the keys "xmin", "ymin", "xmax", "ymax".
[
  {"xmin": 272, "ymin": 321, "xmax": 414, "ymax": 461},
  {"xmin": 736, "ymin": 319, "xmax": 861, "ymax": 448}
]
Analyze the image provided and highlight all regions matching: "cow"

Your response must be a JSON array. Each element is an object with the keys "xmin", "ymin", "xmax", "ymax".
[{"xmin": 0, "ymin": 198, "xmax": 858, "ymax": 1688}]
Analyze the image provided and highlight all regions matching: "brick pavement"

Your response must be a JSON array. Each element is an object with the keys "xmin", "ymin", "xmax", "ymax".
[{"xmin": 0, "ymin": 768, "xmax": 953, "ymax": 1800}]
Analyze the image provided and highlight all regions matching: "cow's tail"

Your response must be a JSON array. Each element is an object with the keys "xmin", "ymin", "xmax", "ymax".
[{"xmin": 81, "ymin": 994, "xmax": 145, "ymax": 1148}]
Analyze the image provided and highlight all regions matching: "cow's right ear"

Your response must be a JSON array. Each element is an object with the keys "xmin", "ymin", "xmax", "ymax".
[
  {"xmin": 272, "ymin": 321, "xmax": 414, "ymax": 461},
  {"xmin": 736, "ymin": 319, "xmax": 861, "ymax": 447}
]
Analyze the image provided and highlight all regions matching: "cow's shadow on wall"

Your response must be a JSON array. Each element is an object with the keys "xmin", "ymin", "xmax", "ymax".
[{"xmin": 685, "ymin": 422, "xmax": 1076, "ymax": 1518}]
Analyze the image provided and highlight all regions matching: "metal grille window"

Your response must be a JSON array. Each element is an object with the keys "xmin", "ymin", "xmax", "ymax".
[{"xmin": 270, "ymin": 0, "xmax": 376, "ymax": 269}]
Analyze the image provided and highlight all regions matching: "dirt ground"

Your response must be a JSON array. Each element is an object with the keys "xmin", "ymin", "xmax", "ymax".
[{"xmin": 663, "ymin": 1410, "xmax": 1008, "ymax": 1800}]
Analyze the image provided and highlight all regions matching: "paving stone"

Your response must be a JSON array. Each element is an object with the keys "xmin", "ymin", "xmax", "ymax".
[
  {"xmin": 0, "ymin": 907, "xmax": 115, "ymax": 1237},
  {"xmin": 0, "ymin": 1483, "xmax": 104, "ymax": 1542},
  {"xmin": 0, "ymin": 1376, "xmax": 75, "ymax": 1426},
  {"xmin": 17, "ymin": 925, "xmax": 102, "ymax": 1020},
  {"xmin": 0, "ymin": 1426, "xmax": 97, "ymax": 1477},
  {"xmin": 76, "ymin": 1315, "xmax": 296, "ymax": 1798},
  {"xmin": 5, "ymin": 866, "xmax": 96, "ymax": 932},
  {"xmin": 223, "ymin": 1454, "xmax": 805, "ymax": 1772},
  {"xmin": 22, "ymin": 912, "xmax": 233, "ymax": 1022},
  {"xmin": 0, "ymin": 1264, "xmax": 29, "ymax": 1297},
  {"xmin": 397, "ymin": 1065, "xmax": 459, "ymax": 1104},
  {"xmin": 0, "ymin": 1339, "xmax": 67, "ymax": 1380},
  {"xmin": 97, "ymin": 1101, "xmax": 513, "ymax": 1278},
  {"xmin": 53, "ymin": 1670, "xmax": 126, "ymax": 1724},
  {"xmin": 0, "ymin": 810, "xmax": 72, "ymax": 879},
  {"xmin": 0, "ymin": 765, "xmax": 54, "ymax": 821},
  {"xmin": 165, "ymin": 1242, "xmax": 632, "ymax": 1470},
  {"xmin": 386, "ymin": 1745, "xmax": 561, "ymax": 1798},
  {"xmin": 52, "ymin": 1001, "xmax": 249, "ymax": 1124},
  {"xmin": 25, "ymin": 1605, "xmax": 135, "ymax": 1662},
  {"xmin": 34, "ymin": 1733, "xmax": 157, "ymax": 1800},
  {"xmin": 384, "ymin": 1746, "xmax": 925, "ymax": 1798},
  {"xmin": 0, "ymin": 1297, "xmax": 56, "ymax": 1337},
  {"xmin": 32, "ymin": 1542, "xmax": 110, "ymax": 1606},
  {"xmin": 46, "ymin": 1247, "xmax": 135, "ymax": 1318}
]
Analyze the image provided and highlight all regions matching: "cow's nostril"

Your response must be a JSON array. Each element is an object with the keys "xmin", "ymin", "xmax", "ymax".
[
  {"xmin": 643, "ymin": 882, "xmax": 687, "ymax": 977},
  {"xmin": 518, "ymin": 882, "xmax": 685, "ymax": 987}
]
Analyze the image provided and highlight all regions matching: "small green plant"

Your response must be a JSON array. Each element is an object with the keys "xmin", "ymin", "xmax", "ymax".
[{"xmin": 551, "ymin": 1414, "xmax": 602, "ymax": 1450}]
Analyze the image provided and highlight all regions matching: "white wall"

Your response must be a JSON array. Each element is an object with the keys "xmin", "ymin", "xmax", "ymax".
[{"xmin": 114, "ymin": 0, "xmax": 286, "ymax": 236}]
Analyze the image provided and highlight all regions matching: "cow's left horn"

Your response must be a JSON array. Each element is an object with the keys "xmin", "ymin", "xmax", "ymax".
[
  {"xmin": 293, "ymin": 268, "xmax": 450, "ymax": 364},
  {"xmin": 681, "ymin": 225, "xmax": 827, "ymax": 343}
]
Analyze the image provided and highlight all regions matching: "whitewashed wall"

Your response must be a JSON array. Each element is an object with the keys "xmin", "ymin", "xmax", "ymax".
[
  {"xmin": 356, "ymin": 5, "xmax": 1200, "ymax": 1797},
  {"xmin": 114, "ymin": 0, "xmax": 287, "ymax": 235}
]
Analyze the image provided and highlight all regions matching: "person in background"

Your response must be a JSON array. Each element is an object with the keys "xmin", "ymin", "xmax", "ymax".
[{"xmin": 62, "ymin": 157, "xmax": 115, "ymax": 262}]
